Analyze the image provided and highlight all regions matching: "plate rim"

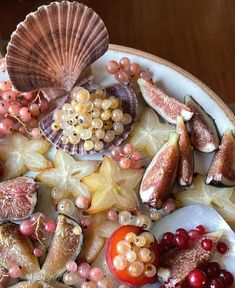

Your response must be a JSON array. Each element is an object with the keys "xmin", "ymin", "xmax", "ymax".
[{"xmin": 109, "ymin": 44, "xmax": 235, "ymax": 126}]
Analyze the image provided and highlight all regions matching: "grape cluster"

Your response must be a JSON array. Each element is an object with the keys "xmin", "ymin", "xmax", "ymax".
[
  {"xmin": 0, "ymin": 78, "xmax": 50, "ymax": 139},
  {"xmin": 105, "ymin": 57, "xmax": 152, "ymax": 86},
  {"xmin": 51, "ymin": 86, "xmax": 132, "ymax": 151}
]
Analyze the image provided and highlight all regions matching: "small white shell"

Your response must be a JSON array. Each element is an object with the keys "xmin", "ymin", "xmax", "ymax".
[{"xmin": 6, "ymin": 1, "xmax": 109, "ymax": 100}]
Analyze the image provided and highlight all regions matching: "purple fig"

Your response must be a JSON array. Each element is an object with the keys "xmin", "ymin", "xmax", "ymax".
[
  {"xmin": 137, "ymin": 78, "xmax": 193, "ymax": 124},
  {"xmin": 0, "ymin": 177, "xmax": 38, "ymax": 221},
  {"xmin": 0, "ymin": 222, "xmax": 40, "ymax": 280},
  {"xmin": 206, "ymin": 129, "xmax": 235, "ymax": 186},
  {"xmin": 140, "ymin": 132, "xmax": 180, "ymax": 209},
  {"xmin": 185, "ymin": 96, "xmax": 219, "ymax": 153},
  {"xmin": 40, "ymin": 214, "xmax": 83, "ymax": 281},
  {"xmin": 176, "ymin": 116, "xmax": 194, "ymax": 186},
  {"xmin": 158, "ymin": 231, "xmax": 223, "ymax": 288}
]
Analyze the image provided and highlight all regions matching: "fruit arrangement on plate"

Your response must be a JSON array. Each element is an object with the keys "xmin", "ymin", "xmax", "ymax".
[{"xmin": 0, "ymin": 2, "xmax": 234, "ymax": 288}]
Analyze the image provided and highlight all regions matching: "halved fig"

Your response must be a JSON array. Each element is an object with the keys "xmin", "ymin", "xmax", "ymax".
[
  {"xmin": 185, "ymin": 96, "xmax": 219, "ymax": 153},
  {"xmin": 0, "ymin": 177, "xmax": 38, "ymax": 221},
  {"xmin": 40, "ymin": 214, "xmax": 83, "ymax": 281},
  {"xmin": 158, "ymin": 231, "xmax": 223, "ymax": 288},
  {"xmin": 138, "ymin": 78, "xmax": 193, "ymax": 124},
  {"xmin": 176, "ymin": 116, "xmax": 194, "ymax": 186},
  {"xmin": 0, "ymin": 222, "xmax": 40, "ymax": 280},
  {"xmin": 206, "ymin": 129, "xmax": 235, "ymax": 186},
  {"xmin": 140, "ymin": 132, "xmax": 180, "ymax": 209},
  {"xmin": 9, "ymin": 281, "xmax": 70, "ymax": 288}
]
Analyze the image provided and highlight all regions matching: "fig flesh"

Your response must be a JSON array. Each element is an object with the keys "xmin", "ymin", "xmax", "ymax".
[
  {"xmin": 206, "ymin": 129, "xmax": 235, "ymax": 186},
  {"xmin": 140, "ymin": 132, "xmax": 180, "ymax": 209},
  {"xmin": 0, "ymin": 177, "xmax": 38, "ymax": 221},
  {"xmin": 138, "ymin": 78, "xmax": 193, "ymax": 124},
  {"xmin": 176, "ymin": 116, "xmax": 194, "ymax": 186},
  {"xmin": 185, "ymin": 96, "xmax": 219, "ymax": 153},
  {"xmin": 159, "ymin": 231, "xmax": 223, "ymax": 288},
  {"xmin": 0, "ymin": 222, "xmax": 40, "ymax": 280},
  {"xmin": 40, "ymin": 214, "xmax": 83, "ymax": 281}
]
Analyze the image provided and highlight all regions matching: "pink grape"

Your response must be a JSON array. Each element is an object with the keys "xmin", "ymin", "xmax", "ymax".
[
  {"xmin": 80, "ymin": 217, "xmax": 92, "ymax": 229},
  {"xmin": 110, "ymin": 146, "xmax": 122, "ymax": 161},
  {"xmin": 139, "ymin": 69, "xmax": 151, "ymax": 80},
  {"xmin": 119, "ymin": 157, "xmax": 132, "ymax": 169},
  {"xmin": 19, "ymin": 107, "xmax": 32, "ymax": 122},
  {"xmin": 30, "ymin": 212, "xmax": 46, "ymax": 222},
  {"xmin": 119, "ymin": 57, "xmax": 131, "ymax": 72},
  {"xmin": 0, "ymin": 100, "xmax": 9, "ymax": 114},
  {"xmin": 75, "ymin": 196, "xmax": 90, "ymax": 209},
  {"xmin": 77, "ymin": 262, "xmax": 92, "ymax": 279},
  {"xmin": 122, "ymin": 143, "xmax": 135, "ymax": 155},
  {"xmin": 0, "ymin": 118, "xmax": 14, "ymax": 135},
  {"xmin": 39, "ymin": 99, "xmax": 50, "ymax": 113},
  {"xmin": 114, "ymin": 70, "xmax": 129, "ymax": 83},
  {"xmin": 30, "ymin": 103, "xmax": 40, "ymax": 116},
  {"xmin": 23, "ymin": 92, "xmax": 34, "ymax": 100},
  {"xmin": 33, "ymin": 248, "xmax": 43, "ymax": 257},
  {"xmin": 31, "ymin": 128, "xmax": 42, "ymax": 139},
  {"xmin": 44, "ymin": 220, "xmax": 56, "ymax": 233},
  {"xmin": 66, "ymin": 260, "xmax": 77, "ymax": 272},
  {"xmin": 131, "ymin": 151, "xmax": 141, "ymax": 161},
  {"xmin": 107, "ymin": 209, "xmax": 118, "ymax": 221},
  {"xmin": 89, "ymin": 267, "xmax": 104, "ymax": 281},
  {"xmin": 19, "ymin": 220, "xmax": 35, "ymax": 236},
  {"xmin": 0, "ymin": 81, "xmax": 11, "ymax": 92},
  {"xmin": 130, "ymin": 63, "xmax": 141, "ymax": 75},
  {"xmin": 105, "ymin": 60, "xmax": 119, "ymax": 74},
  {"xmin": 8, "ymin": 104, "xmax": 20, "ymax": 116},
  {"xmin": 8, "ymin": 265, "xmax": 21, "ymax": 278}
]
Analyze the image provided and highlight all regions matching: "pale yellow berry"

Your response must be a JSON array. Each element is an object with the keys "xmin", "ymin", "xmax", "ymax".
[
  {"xmin": 84, "ymin": 140, "xmax": 94, "ymax": 151},
  {"xmin": 134, "ymin": 236, "xmax": 146, "ymax": 247},
  {"xmin": 103, "ymin": 120, "xmax": 113, "ymax": 130},
  {"xmin": 100, "ymin": 110, "xmax": 111, "ymax": 121},
  {"xmin": 91, "ymin": 119, "xmax": 103, "ymax": 129},
  {"xmin": 104, "ymin": 130, "xmax": 115, "ymax": 143},
  {"xmin": 53, "ymin": 110, "xmax": 63, "ymax": 122},
  {"xmin": 80, "ymin": 129, "xmax": 92, "ymax": 140},
  {"xmin": 94, "ymin": 141, "xmax": 104, "ymax": 151},
  {"xmin": 71, "ymin": 100, "xmax": 77, "ymax": 106},
  {"xmin": 90, "ymin": 108, "xmax": 100, "ymax": 119},
  {"xmin": 111, "ymin": 109, "xmax": 123, "ymax": 122},
  {"xmin": 101, "ymin": 99, "xmax": 111, "ymax": 110},
  {"xmin": 51, "ymin": 122, "xmax": 60, "ymax": 131},
  {"xmin": 125, "ymin": 232, "xmax": 136, "ymax": 244},
  {"xmin": 95, "ymin": 129, "xmax": 105, "ymax": 140},
  {"xmin": 93, "ymin": 98, "xmax": 102, "ymax": 108},
  {"xmin": 62, "ymin": 103, "xmax": 74, "ymax": 112},
  {"xmin": 109, "ymin": 96, "xmax": 119, "ymax": 109},
  {"xmin": 95, "ymin": 88, "xmax": 106, "ymax": 99},
  {"xmin": 68, "ymin": 134, "xmax": 80, "ymax": 145},
  {"xmin": 74, "ymin": 125, "xmax": 83, "ymax": 134},
  {"xmin": 71, "ymin": 87, "xmax": 90, "ymax": 102},
  {"xmin": 75, "ymin": 103, "xmax": 86, "ymax": 114},
  {"xmin": 122, "ymin": 113, "xmax": 132, "ymax": 125},
  {"xmin": 84, "ymin": 101, "xmax": 94, "ymax": 112}
]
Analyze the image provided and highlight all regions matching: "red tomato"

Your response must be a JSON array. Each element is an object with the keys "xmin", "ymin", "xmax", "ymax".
[{"xmin": 106, "ymin": 225, "xmax": 159, "ymax": 287}]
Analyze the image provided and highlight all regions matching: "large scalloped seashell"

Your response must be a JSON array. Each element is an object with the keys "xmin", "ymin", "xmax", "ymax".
[
  {"xmin": 6, "ymin": 1, "xmax": 109, "ymax": 100},
  {"xmin": 39, "ymin": 82, "xmax": 138, "ymax": 156}
]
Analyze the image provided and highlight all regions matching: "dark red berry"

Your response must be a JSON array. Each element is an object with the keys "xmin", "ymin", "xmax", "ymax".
[
  {"xmin": 161, "ymin": 232, "xmax": 175, "ymax": 247},
  {"xmin": 216, "ymin": 242, "xmax": 228, "ymax": 255},
  {"xmin": 200, "ymin": 262, "xmax": 210, "ymax": 272},
  {"xmin": 0, "ymin": 163, "xmax": 4, "ymax": 178},
  {"xmin": 201, "ymin": 239, "xmax": 213, "ymax": 251},
  {"xmin": 219, "ymin": 270, "xmax": 234, "ymax": 287},
  {"xmin": 188, "ymin": 229, "xmax": 200, "ymax": 240},
  {"xmin": 158, "ymin": 243, "xmax": 167, "ymax": 255},
  {"xmin": 206, "ymin": 265, "xmax": 220, "ymax": 279},
  {"xmin": 188, "ymin": 269, "xmax": 207, "ymax": 288},
  {"xmin": 196, "ymin": 225, "xmax": 206, "ymax": 235},
  {"xmin": 174, "ymin": 234, "xmax": 188, "ymax": 249},
  {"xmin": 209, "ymin": 262, "xmax": 221, "ymax": 272},
  {"xmin": 207, "ymin": 278, "xmax": 224, "ymax": 288},
  {"xmin": 176, "ymin": 228, "xmax": 189, "ymax": 239}
]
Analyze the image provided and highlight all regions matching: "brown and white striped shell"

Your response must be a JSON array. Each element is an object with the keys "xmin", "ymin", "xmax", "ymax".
[{"xmin": 6, "ymin": 1, "xmax": 109, "ymax": 100}]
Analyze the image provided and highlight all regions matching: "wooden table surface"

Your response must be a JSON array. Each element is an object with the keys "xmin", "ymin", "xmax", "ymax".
[{"xmin": 0, "ymin": 0, "xmax": 235, "ymax": 105}]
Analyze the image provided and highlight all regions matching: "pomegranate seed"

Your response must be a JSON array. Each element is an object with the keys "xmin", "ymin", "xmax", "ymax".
[
  {"xmin": 216, "ymin": 242, "xmax": 228, "ymax": 254},
  {"xmin": 201, "ymin": 239, "xmax": 213, "ymax": 251},
  {"xmin": 176, "ymin": 228, "xmax": 189, "ymax": 239},
  {"xmin": 174, "ymin": 234, "xmax": 188, "ymax": 249},
  {"xmin": 161, "ymin": 232, "xmax": 175, "ymax": 247},
  {"xmin": 219, "ymin": 270, "xmax": 234, "ymax": 287},
  {"xmin": 207, "ymin": 278, "xmax": 224, "ymax": 288},
  {"xmin": 188, "ymin": 269, "xmax": 207, "ymax": 288},
  {"xmin": 196, "ymin": 225, "xmax": 206, "ymax": 235},
  {"xmin": 188, "ymin": 229, "xmax": 200, "ymax": 240}
]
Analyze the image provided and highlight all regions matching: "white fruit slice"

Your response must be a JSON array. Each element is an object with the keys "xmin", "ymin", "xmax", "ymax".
[{"xmin": 128, "ymin": 108, "xmax": 174, "ymax": 156}]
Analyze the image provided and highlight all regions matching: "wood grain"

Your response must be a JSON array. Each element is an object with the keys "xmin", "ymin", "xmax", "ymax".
[{"xmin": 0, "ymin": 0, "xmax": 234, "ymax": 104}]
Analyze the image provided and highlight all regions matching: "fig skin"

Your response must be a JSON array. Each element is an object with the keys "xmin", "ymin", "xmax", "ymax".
[
  {"xmin": 140, "ymin": 132, "xmax": 180, "ymax": 209},
  {"xmin": 0, "ymin": 176, "xmax": 38, "ymax": 221},
  {"xmin": 176, "ymin": 116, "xmax": 194, "ymax": 186},
  {"xmin": 206, "ymin": 129, "xmax": 235, "ymax": 186},
  {"xmin": 185, "ymin": 96, "xmax": 219, "ymax": 153},
  {"xmin": 138, "ymin": 78, "xmax": 193, "ymax": 124},
  {"xmin": 158, "ymin": 231, "xmax": 223, "ymax": 288}
]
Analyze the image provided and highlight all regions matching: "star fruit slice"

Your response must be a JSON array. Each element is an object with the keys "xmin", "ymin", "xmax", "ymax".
[
  {"xmin": 175, "ymin": 174, "xmax": 235, "ymax": 221},
  {"xmin": 0, "ymin": 133, "xmax": 51, "ymax": 180},
  {"xmin": 36, "ymin": 150, "xmax": 100, "ymax": 199},
  {"xmin": 82, "ymin": 156, "xmax": 144, "ymax": 214},
  {"xmin": 128, "ymin": 108, "xmax": 174, "ymax": 157}
]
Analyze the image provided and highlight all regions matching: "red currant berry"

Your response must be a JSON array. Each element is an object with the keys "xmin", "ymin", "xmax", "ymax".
[
  {"xmin": 219, "ymin": 270, "xmax": 234, "ymax": 287},
  {"xmin": 174, "ymin": 234, "xmax": 188, "ymax": 249},
  {"xmin": 201, "ymin": 239, "xmax": 213, "ymax": 251},
  {"xmin": 161, "ymin": 232, "xmax": 175, "ymax": 247},
  {"xmin": 188, "ymin": 229, "xmax": 200, "ymax": 240},
  {"xmin": 196, "ymin": 225, "xmax": 206, "ymax": 235},
  {"xmin": 216, "ymin": 242, "xmax": 228, "ymax": 254},
  {"xmin": 44, "ymin": 220, "xmax": 56, "ymax": 233},
  {"xmin": 176, "ymin": 228, "xmax": 189, "ymax": 239},
  {"xmin": 188, "ymin": 269, "xmax": 207, "ymax": 288},
  {"xmin": 206, "ymin": 263, "xmax": 220, "ymax": 279},
  {"xmin": 207, "ymin": 278, "xmax": 224, "ymax": 288}
]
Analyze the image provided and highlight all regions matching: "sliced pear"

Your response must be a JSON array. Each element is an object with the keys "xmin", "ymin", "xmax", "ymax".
[
  {"xmin": 0, "ymin": 133, "xmax": 51, "ymax": 180},
  {"xmin": 0, "ymin": 223, "xmax": 40, "ymax": 280},
  {"xmin": 206, "ymin": 129, "xmax": 235, "ymax": 186},
  {"xmin": 36, "ymin": 150, "xmax": 100, "ymax": 200},
  {"xmin": 82, "ymin": 156, "xmax": 143, "ymax": 214},
  {"xmin": 128, "ymin": 108, "xmax": 174, "ymax": 156},
  {"xmin": 140, "ymin": 132, "xmax": 180, "ymax": 209},
  {"xmin": 40, "ymin": 214, "xmax": 83, "ymax": 281},
  {"xmin": 176, "ymin": 174, "xmax": 235, "ymax": 221}
]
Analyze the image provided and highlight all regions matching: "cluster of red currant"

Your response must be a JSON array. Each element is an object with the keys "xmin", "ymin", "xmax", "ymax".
[
  {"xmin": 0, "ymin": 67, "xmax": 50, "ymax": 139},
  {"xmin": 105, "ymin": 57, "xmax": 152, "ymax": 86},
  {"xmin": 19, "ymin": 212, "xmax": 56, "ymax": 257},
  {"xmin": 110, "ymin": 143, "xmax": 142, "ymax": 169}
]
